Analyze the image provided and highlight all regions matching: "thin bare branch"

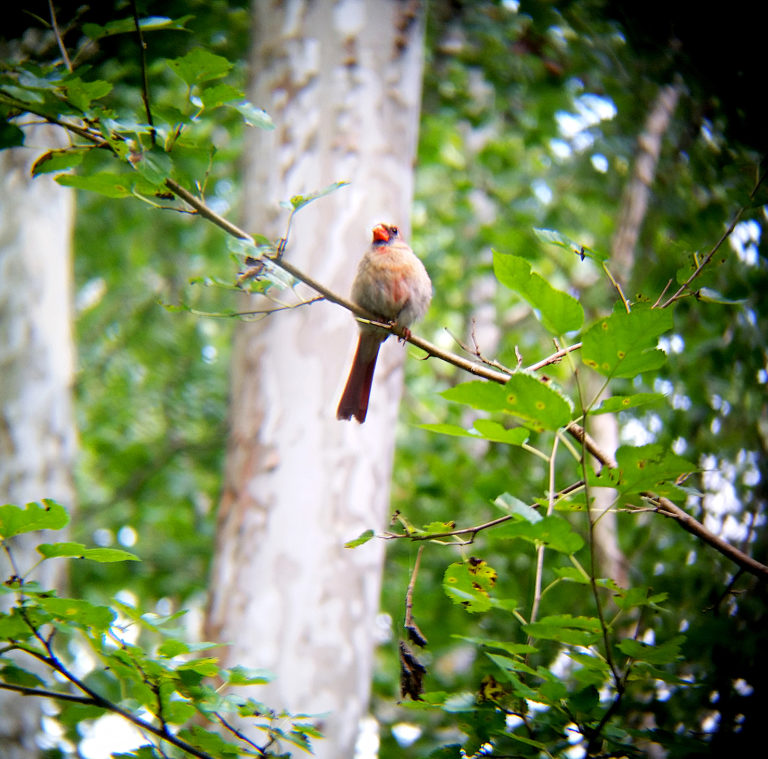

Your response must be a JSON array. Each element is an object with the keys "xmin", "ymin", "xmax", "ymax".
[
  {"xmin": 658, "ymin": 169, "xmax": 766, "ymax": 308},
  {"xmin": 130, "ymin": 0, "xmax": 156, "ymax": 144},
  {"xmin": 48, "ymin": 0, "xmax": 73, "ymax": 72}
]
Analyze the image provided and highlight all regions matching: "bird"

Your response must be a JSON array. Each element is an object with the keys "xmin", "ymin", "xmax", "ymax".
[{"xmin": 336, "ymin": 223, "xmax": 432, "ymax": 423}]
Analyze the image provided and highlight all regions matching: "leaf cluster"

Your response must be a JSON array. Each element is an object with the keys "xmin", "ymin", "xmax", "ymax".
[{"xmin": 0, "ymin": 501, "xmax": 319, "ymax": 758}]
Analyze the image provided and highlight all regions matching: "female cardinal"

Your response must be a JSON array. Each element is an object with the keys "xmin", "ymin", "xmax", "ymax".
[{"xmin": 337, "ymin": 223, "xmax": 432, "ymax": 423}]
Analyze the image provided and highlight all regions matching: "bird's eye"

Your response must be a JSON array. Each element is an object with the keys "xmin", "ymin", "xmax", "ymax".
[{"xmin": 391, "ymin": 226, "xmax": 399, "ymax": 236}]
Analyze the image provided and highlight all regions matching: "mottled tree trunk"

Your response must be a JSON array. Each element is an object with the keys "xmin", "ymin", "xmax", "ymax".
[
  {"xmin": 205, "ymin": 2, "xmax": 424, "ymax": 756},
  {"xmin": 0, "ymin": 125, "xmax": 77, "ymax": 757},
  {"xmin": 591, "ymin": 83, "xmax": 681, "ymax": 586}
]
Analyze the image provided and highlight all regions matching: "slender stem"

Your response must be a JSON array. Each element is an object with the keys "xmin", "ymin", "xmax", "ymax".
[
  {"xmin": 658, "ymin": 207, "xmax": 745, "ymax": 308},
  {"xmin": 48, "ymin": 0, "xmax": 73, "ymax": 72},
  {"xmin": 530, "ymin": 436, "xmax": 560, "ymax": 626},
  {"xmin": 0, "ymin": 682, "xmax": 94, "ymax": 704},
  {"xmin": 130, "ymin": 0, "xmax": 156, "ymax": 144},
  {"xmin": 404, "ymin": 545, "xmax": 424, "ymax": 631},
  {"xmin": 659, "ymin": 169, "xmax": 766, "ymax": 308}
]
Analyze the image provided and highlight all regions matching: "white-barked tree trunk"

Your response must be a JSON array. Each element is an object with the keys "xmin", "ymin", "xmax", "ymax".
[{"xmin": 205, "ymin": 2, "xmax": 425, "ymax": 756}]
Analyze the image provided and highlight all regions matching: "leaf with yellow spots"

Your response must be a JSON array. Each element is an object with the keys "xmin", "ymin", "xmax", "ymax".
[
  {"xmin": 589, "ymin": 443, "xmax": 696, "ymax": 497},
  {"xmin": 501, "ymin": 371, "xmax": 573, "ymax": 431},
  {"xmin": 443, "ymin": 559, "xmax": 498, "ymax": 613},
  {"xmin": 581, "ymin": 305, "xmax": 673, "ymax": 379}
]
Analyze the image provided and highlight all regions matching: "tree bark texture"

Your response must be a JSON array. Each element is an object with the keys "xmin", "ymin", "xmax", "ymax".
[
  {"xmin": 0, "ymin": 125, "xmax": 77, "ymax": 758},
  {"xmin": 591, "ymin": 83, "xmax": 681, "ymax": 586},
  {"xmin": 205, "ymin": 2, "xmax": 424, "ymax": 756}
]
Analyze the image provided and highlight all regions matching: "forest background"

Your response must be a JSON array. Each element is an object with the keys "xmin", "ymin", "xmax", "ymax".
[{"xmin": 1, "ymin": 1, "xmax": 766, "ymax": 758}]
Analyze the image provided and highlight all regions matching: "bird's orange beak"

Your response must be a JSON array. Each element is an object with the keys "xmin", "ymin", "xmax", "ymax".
[{"xmin": 372, "ymin": 224, "xmax": 390, "ymax": 243}]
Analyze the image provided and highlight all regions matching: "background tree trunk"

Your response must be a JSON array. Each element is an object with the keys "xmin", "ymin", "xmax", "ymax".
[
  {"xmin": 0, "ymin": 125, "xmax": 77, "ymax": 758},
  {"xmin": 205, "ymin": 2, "xmax": 425, "ymax": 756},
  {"xmin": 591, "ymin": 83, "xmax": 681, "ymax": 586}
]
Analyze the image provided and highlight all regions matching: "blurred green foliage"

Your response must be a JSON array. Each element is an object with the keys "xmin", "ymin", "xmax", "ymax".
[
  {"xmin": 378, "ymin": 2, "xmax": 767, "ymax": 756},
  {"xmin": 2, "ymin": 1, "xmax": 767, "ymax": 757}
]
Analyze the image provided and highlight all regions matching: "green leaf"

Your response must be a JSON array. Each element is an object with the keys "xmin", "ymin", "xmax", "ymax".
[
  {"xmin": 570, "ymin": 685, "xmax": 600, "ymax": 715},
  {"xmin": 618, "ymin": 635, "xmax": 685, "ymax": 665},
  {"xmin": 157, "ymin": 639, "xmax": 190, "ymax": 657},
  {"xmin": 494, "ymin": 514, "xmax": 584, "ymax": 553},
  {"xmin": 55, "ymin": 172, "xmax": 135, "ymax": 198},
  {"xmin": 0, "ymin": 663, "xmax": 46, "ymax": 687},
  {"xmin": 523, "ymin": 614, "xmax": 603, "ymax": 646},
  {"xmin": 591, "ymin": 392, "xmax": 666, "ymax": 414},
  {"xmin": 501, "ymin": 372, "xmax": 573, "ymax": 430},
  {"xmin": 534, "ymin": 227, "xmax": 608, "ymax": 262},
  {"xmin": 82, "ymin": 547, "xmax": 140, "ymax": 562},
  {"xmin": 0, "ymin": 121, "xmax": 26, "ymax": 149},
  {"xmin": 472, "ymin": 419, "xmax": 530, "ymax": 445},
  {"xmin": 0, "ymin": 610, "xmax": 38, "ymax": 639},
  {"xmin": 442, "ymin": 691, "xmax": 477, "ymax": 712},
  {"xmin": 441, "ymin": 381, "xmax": 509, "ymax": 411},
  {"xmin": 344, "ymin": 529, "xmax": 374, "ymax": 548},
  {"xmin": 199, "ymin": 83, "xmax": 243, "ymax": 109},
  {"xmin": 37, "ymin": 542, "xmax": 138, "ymax": 563},
  {"xmin": 0, "ymin": 500, "xmax": 69, "ymax": 539},
  {"xmin": 457, "ymin": 636, "xmax": 535, "ymax": 655},
  {"xmin": 38, "ymin": 542, "xmax": 86, "ymax": 558},
  {"xmin": 31, "ymin": 147, "xmax": 87, "ymax": 176},
  {"xmin": 83, "ymin": 16, "xmax": 192, "ymax": 41},
  {"xmin": 289, "ymin": 180, "xmax": 350, "ymax": 211},
  {"xmin": 591, "ymin": 443, "xmax": 695, "ymax": 497},
  {"xmin": 443, "ymin": 560, "xmax": 497, "ymax": 613},
  {"xmin": 581, "ymin": 305, "xmax": 673, "ymax": 378},
  {"xmin": 132, "ymin": 146, "xmax": 173, "ymax": 187},
  {"xmin": 493, "ymin": 251, "xmax": 584, "ymax": 334},
  {"xmin": 176, "ymin": 726, "xmax": 242, "ymax": 756},
  {"xmin": 419, "ymin": 422, "xmax": 484, "ymax": 438},
  {"xmin": 163, "ymin": 700, "xmax": 197, "ymax": 725},
  {"xmin": 697, "ymin": 287, "xmax": 747, "ymax": 305},
  {"xmin": 168, "ymin": 49, "xmax": 233, "ymax": 86},
  {"xmin": 228, "ymin": 101, "xmax": 274, "ymax": 129},
  {"xmin": 61, "ymin": 77, "xmax": 112, "ymax": 111},
  {"xmin": 483, "ymin": 651, "xmax": 537, "ymax": 680},
  {"xmin": 177, "ymin": 658, "xmax": 220, "ymax": 677},
  {"xmin": 493, "ymin": 493, "xmax": 542, "ymax": 522},
  {"xmin": 38, "ymin": 597, "xmax": 115, "ymax": 630},
  {"xmin": 613, "ymin": 586, "xmax": 669, "ymax": 611},
  {"xmin": 443, "ymin": 374, "xmax": 572, "ymax": 431},
  {"xmin": 225, "ymin": 665, "xmax": 273, "ymax": 685},
  {"xmin": 421, "ymin": 520, "xmax": 458, "ymax": 534}
]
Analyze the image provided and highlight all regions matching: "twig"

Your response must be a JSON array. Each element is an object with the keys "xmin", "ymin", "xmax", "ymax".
[
  {"xmin": 0, "ymin": 682, "xmax": 94, "ymax": 705},
  {"xmin": 130, "ymin": 0, "xmax": 156, "ymax": 144},
  {"xmin": 530, "ymin": 436, "xmax": 560, "ymax": 627},
  {"xmin": 48, "ymin": 0, "xmax": 73, "ymax": 72},
  {"xmin": 403, "ymin": 546, "xmax": 428, "ymax": 646},
  {"xmin": 658, "ymin": 207, "xmax": 745, "ymax": 308},
  {"xmin": 381, "ymin": 481, "xmax": 585, "ymax": 543},
  {"xmin": 215, "ymin": 712, "xmax": 267, "ymax": 757},
  {"xmin": 526, "ymin": 342, "xmax": 583, "ymax": 372},
  {"xmin": 601, "ymin": 263, "xmax": 630, "ymax": 313},
  {"xmin": 658, "ymin": 169, "xmax": 766, "ymax": 308},
  {"xmin": 574, "ymin": 380, "xmax": 622, "ymax": 690},
  {"xmin": 446, "ymin": 319, "xmax": 516, "ymax": 375}
]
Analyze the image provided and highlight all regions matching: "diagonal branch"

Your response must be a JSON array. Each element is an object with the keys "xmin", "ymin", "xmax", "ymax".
[
  {"xmin": 163, "ymin": 180, "xmax": 768, "ymax": 582},
  {"xmin": 6, "ymin": 104, "xmax": 765, "ymax": 581}
]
